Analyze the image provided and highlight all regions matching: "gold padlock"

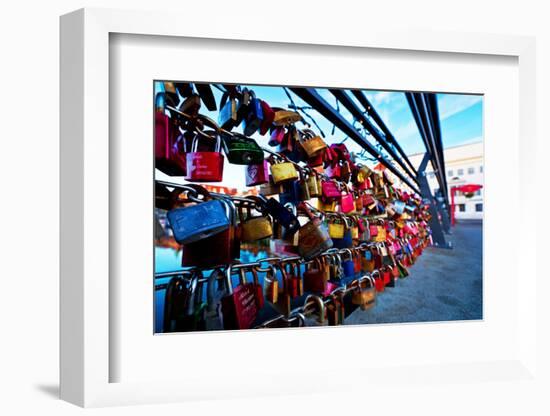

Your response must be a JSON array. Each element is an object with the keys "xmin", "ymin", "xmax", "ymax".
[
  {"xmin": 239, "ymin": 205, "xmax": 273, "ymax": 242},
  {"xmin": 270, "ymin": 155, "xmax": 298, "ymax": 184},
  {"xmin": 328, "ymin": 216, "xmax": 345, "ymax": 239},
  {"xmin": 306, "ymin": 169, "xmax": 321, "ymax": 197},
  {"xmin": 273, "ymin": 109, "xmax": 302, "ymax": 126},
  {"xmin": 298, "ymin": 129, "xmax": 327, "ymax": 158},
  {"xmin": 317, "ymin": 198, "xmax": 337, "ymax": 212}
]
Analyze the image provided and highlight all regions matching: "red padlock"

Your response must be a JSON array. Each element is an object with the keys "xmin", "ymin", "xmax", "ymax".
[
  {"xmin": 268, "ymin": 126, "xmax": 285, "ymax": 146},
  {"xmin": 185, "ymin": 130, "xmax": 224, "ymax": 182},
  {"xmin": 221, "ymin": 266, "xmax": 260, "ymax": 330},
  {"xmin": 325, "ymin": 162, "xmax": 341, "ymax": 179},
  {"xmin": 259, "ymin": 100, "xmax": 275, "ymax": 136},
  {"xmin": 245, "ymin": 159, "xmax": 269, "ymax": 186},
  {"xmin": 155, "ymin": 112, "xmax": 187, "ymax": 176},
  {"xmin": 303, "ymin": 258, "xmax": 326, "ymax": 293},
  {"xmin": 372, "ymin": 271, "xmax": 385, "ymax": 293}
]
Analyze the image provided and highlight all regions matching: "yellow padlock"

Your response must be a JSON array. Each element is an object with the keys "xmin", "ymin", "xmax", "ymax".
[
  {"xmin": 270, "ymin": 155, "xmax": 298, "ymax": 184},
  {"xmin": 328, "ymin": 218, "xmax": 345, "ymax": 239}
]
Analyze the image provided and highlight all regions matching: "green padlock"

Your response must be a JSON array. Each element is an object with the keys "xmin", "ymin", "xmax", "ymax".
[{"xmin": 222, "ymin": 132, "xmax": 264, "ymax": 165}]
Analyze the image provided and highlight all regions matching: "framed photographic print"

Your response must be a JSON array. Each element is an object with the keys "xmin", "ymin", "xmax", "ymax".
[{"xmin": 60, "ymin": 7, "xmax": 538, "ymax": 408}]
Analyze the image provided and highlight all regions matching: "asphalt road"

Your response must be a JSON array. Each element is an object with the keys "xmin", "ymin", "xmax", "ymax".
[{"xmin": 346, "ymin": 221, "xmax": 483, "ymax": 325}]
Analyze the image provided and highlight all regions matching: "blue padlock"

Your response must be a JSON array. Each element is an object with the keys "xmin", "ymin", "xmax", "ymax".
[
  {"xmin": 342, "ymin": 249, "xmax": 355, "ymax": 278},
  {"xmin": 167, "ymin": 198, "xmax": 230, "ymax": 244}
]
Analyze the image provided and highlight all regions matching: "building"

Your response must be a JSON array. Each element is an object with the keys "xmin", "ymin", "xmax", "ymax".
[{"xmin": 407, "ymin": 142, "xmax": 484, "ymax": 221}]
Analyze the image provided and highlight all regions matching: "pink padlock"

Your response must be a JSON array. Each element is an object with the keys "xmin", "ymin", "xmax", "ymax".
[
  {"xmin": 245, "ymin": 160, "xmax": 269, "ymax": 186},
  {"xmin": 339, "ymin": 185, "xmax": 355, "ymax": 214}
]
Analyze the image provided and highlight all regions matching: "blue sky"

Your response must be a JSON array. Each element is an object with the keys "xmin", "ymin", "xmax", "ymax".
[{"xmin": 156, "ymin": 83, "xmax": 483, "ymax": 188}]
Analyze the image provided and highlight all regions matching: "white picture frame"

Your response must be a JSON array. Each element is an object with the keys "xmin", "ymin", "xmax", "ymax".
[{"xmin": 60, "ymin": 7, "xmax": 538, "ymax": 408}]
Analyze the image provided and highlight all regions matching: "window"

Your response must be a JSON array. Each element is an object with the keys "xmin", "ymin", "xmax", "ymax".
[
  {"xmin": 475, "ymin": 203, "xmax": 483, "ymax": 212},
  {"xmin": 448, "ymin": 170, "xmax": 453, "ymax": 177},
  {"xmin": 475, "ymin": 190, "xmax": 481, "ymax": 196},
  {"xmin": 467, "ymin": 167, "xmax": 475, "ymax": 174},
  {"xmin": 479, "ymin": 166, "xmax": 483, "ymax": 173},
  {"xmin": 457, "ymin": 204, "xmax": 466, "ymax": 212},
  {"xmin": 457, "ymin": 168, "xmax": 464, "ymax": 176}
]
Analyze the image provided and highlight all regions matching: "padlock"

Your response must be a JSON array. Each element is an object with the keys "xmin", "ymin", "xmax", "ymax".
[
  {"xmin": 218, "ymin": 90, "xmax": 239, "ymax": 130},
  {"xmin": 185, "ymin": 130, "xmax": 224, "ymax": 182},
  {"xmin": 259, "ymin": 100, "xmax": 275, "ymax": 135},
  {"xmin": 155, "ymin": 112, "xmax": 187, "ymax": 176},
  {"xmin": 339, "ymin": 184, "xmax": 355, "ymax": 214},
  {"xmin": 305, "ymin": 169, "xmax": 322, "ymax": 197},
  {"xmin": 181, "ymin": 197, "xmax": 239, "ymax": 268},
  {"xmin": 235, "ymin": 87, "xmax": 252, "ymax": 125},
  {"xmin": 325, "ymin": 161, "xmax": 341, "ymax": 179},
  {"xmin": 220, "ymin": 266, "xmax": 260, "ymax": 330},
  {"xmin": 302, "ymin": 295, "xmax": 327, "ymax": 326},
  {"xmin": 352, "ymin": 248, "xmax": 362, "ymax": 273},
  {"xmin": 341, "ymin": 249, "xmax": 356, "ymax": 278},
  {"xmin": 222, "ymin": 132, "xmax": 264, "ymax": 165},
  {"xmin": 303, "ymin": 258, "xmax": 327, "ymax": 294},
  {"xmin": 273, "ymin": 109, "xmax": 302, "ymax": 126},
  {"xmin": 354, "ymin": 191, "xmax": 364, "ymax": 212},
  {"xmin": 371, "ymin": 270, "xmax": 384, "ymax": 293},
  {"xmin": 326, "ymin": 289, "xmax": 345, "ymax": 326},
  {"xmin": 297, "ymin": 203, "xmax": 333, "ymax": 260},
  {"xmin": 331, "ymin": 215, "xmax": 353, "ymax": 249},
  {"xmin": 204, "ymin": 268, "xmax": 228, "ymax": 331},
  {"xmin": 382, "ymin": 266, "xmax": 392, "ymax": 287},
  {"xmin": 238, "ymin": 204, "xmax": 273, "ymax": 242},
  {"xmin": 349, "ymin": 217, "xmax": 359, "ymax": 240},
  {"xmin": 268, "ymin": 126, "xmax": 286, "ymax": 146},
  {"xmin": 292, "ymin": 170, "xmax": 311, "ymax": 202},
  {"xmin": 298, "ymin": 128, "xmax": 327, "ymax": 158},
  {"xmin": 396, "ymin": 259, "xmax": 410, "ymax": 278},
  {"xmin": 321, "ymin": 179, "xmax": 342, "ymax": 200},
  {"xmin": 362, "ymin": 249, "xmax": 376, "ymax": 272},
  {"xmin": 374, "ymin": 223, "xmax": 387, "ymax": 243},
  {"xmin": 274, "ymin": 264, "xmax": 292, "ymax": 317},
  {"xmin": 283, "ymin": 260, "xmax": 303, "ymax": 298},
  {"xmin": 262, "ymin": 197, "xmax": 300, "ymax": 236},
  {"xmin": 263, "ymin": 264, "xmax": 279, "ymax": 305},
  {"xmin": 167, "ymin": 192, "xmax": 230, "ymax": 244},
  {"xmin": 307, "ymin": 150, "xmax": 325, "ymax": 168},
  {"xmin": 340, "ymin": 161, "xmax": 352, "ymax": 183},
  {"xmin": 162, "ymin": 271, "xmax": 200, "ymax": 333},
  {"xmin": 270, "ymin": 155, "xmax": 299, "ymax": 184},
  {"xmin": 328, "ymin": 215, "xmax": 345, "ymax": 239},
  {"xmin": 351, "ymin": 275, "xmax": 376, "ymax": 310},
  {"xmin": 317, "ymin": 198, "xmax": 337, "ymax": 212},
  {"xmin": 239, "ymin": 267, "xmax": 265, "ymax": 309},
  {"xmin": 243, "ymin": 90, "xmax": 264, "ymax": 136},
  {"xmin": 245, "ymin": 159, "xmax": 270, "ymax": 186}
]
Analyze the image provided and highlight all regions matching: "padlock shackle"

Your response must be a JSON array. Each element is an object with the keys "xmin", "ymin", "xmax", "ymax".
[{"xmin": 303, "ymin": 294, "xmax": 325, "ymax": 324}]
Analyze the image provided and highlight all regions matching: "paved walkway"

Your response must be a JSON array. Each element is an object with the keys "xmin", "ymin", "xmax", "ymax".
[{"xmin": 346, "ymin": 222, "xmax": 483, "ymax": 325}]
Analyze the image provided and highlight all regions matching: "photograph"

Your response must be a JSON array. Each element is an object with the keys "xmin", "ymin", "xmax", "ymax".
[{"xmin": 153, "ymin": 82, "xmax": 483, "ymax": 333}]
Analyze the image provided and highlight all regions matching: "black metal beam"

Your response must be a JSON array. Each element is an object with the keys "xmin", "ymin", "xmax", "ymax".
[
  {"xmin": 406, "ymin": 92, "xmax": 450, "ymax": 211},
  {"xmin": 290, "ymin": 87, "xmax": 421, "ymax": 195},
  {"xmin": 415, "ymin": 93, "xmax": 449, "ymax": 206},
  {"xmin": 351, "ymin": 90, "xmax": 418, "ymax": 176},
  {"xmin": 329, "ymin": 89, "xmax": 419, "ymax": 185},
  {"xmin": 425, "ymin": 93, "xmax": 449, "ymax": 201}
]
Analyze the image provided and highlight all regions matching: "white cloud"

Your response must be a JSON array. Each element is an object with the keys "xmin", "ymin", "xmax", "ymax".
[{"xmin": 437, "ymin": 94, "xmax": 482, "ymax": 120}]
